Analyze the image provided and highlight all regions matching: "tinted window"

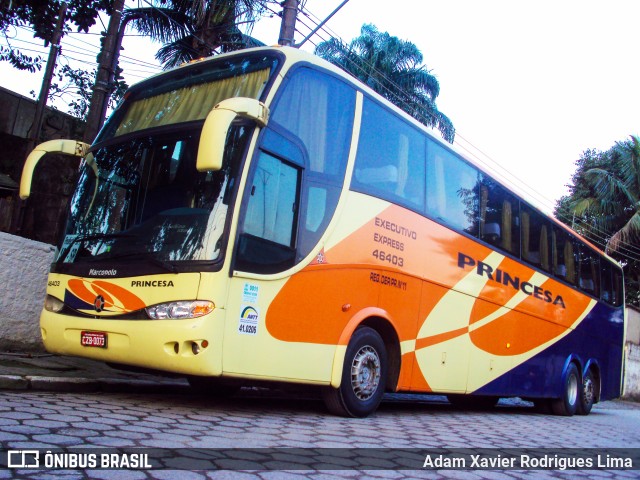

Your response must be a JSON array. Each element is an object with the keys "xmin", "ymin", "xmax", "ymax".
[
  {"xmin": 613, "ymin": 268, "xmax": 624, "ymax": 307},
  {"xmin": 600, "ymin": 259, "xmax": 625, "ymax": 305},
  {"xmin": 553, "ymin": 227, "xmax": 576, "ymax": 284},
  {"xmin": 521, "ymin": 205, "xmax": 551, "ymax": 271},
  {"xmin": 600, "ymin": 260, "xmax": 614, "ymax": 303},
  {"xmin": 352, "ymin": 99, "xmax": 426, "ymax": 210},
  {"xmin": 426, "ymin": 141, "xmax": 479, "ymax": 235},
  {"xmin": 576, "ymin": 246, "xmax": 600, "ymax": 296},
  {"xmin": 479, "ymin": 177, "xmax": 520, "ymax": 255}
]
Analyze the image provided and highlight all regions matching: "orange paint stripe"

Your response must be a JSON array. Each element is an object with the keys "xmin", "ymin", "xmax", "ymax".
[{"xmin": 415, "ymin": 326, "xmax": 469, "ymax": 350}]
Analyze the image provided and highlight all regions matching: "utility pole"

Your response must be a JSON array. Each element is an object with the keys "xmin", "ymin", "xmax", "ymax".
[
  {"xmin": 278, "ymin": 0, "xmax": 298, "ymax": 47},
  {"xmin": 27, "ymin": 1, "xmax": 67, "ymax": 152},
  {"xmin": 83, "ymin": 0, "xmax": 125, "ymax": 144}
]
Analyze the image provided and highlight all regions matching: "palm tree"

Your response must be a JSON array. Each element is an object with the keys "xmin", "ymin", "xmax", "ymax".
[
  {"xmin": 560, "ymin": 135, "xmax": 640, "ymax": 306},
  {"xmin": 570, "ymin": 135, "xmax": 640, "ymax": 255},
  {"xmin": 315, "ymin": 24, "xmax": 455, "ymax": 143},
  {"xmin": 123, "ymin": 0, "xmax": 269, "ymax": 69}
]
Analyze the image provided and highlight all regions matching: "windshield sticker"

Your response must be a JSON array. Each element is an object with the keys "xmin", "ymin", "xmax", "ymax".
[
  {"xmin": 59, "ymin": 235, "xmax": 77, "ymax": 261},
  {"xmin": 238, "ymin": 306, "xmax": 258, "ymax": 336},
  {"xmin": 64, "ymin": 242, "xmax": 81, "ymax": 263},
  {"xmin": 242, "ymin": 283, "xmax": 259, "ymax": 303}
]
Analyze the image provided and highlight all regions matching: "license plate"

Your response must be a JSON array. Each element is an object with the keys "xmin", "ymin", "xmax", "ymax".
[{"xmin": 81, "ymin": 331, "xmax": 107, "ymax": 348}]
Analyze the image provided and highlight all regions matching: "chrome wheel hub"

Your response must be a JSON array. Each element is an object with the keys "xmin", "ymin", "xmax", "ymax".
[
  {"xmin": 583, "ymin": 376, "xmax": 594, "ymax": 405},
  {"xmin": 568, "ymin": 374, "xmax": 578, "ymax": 406},
  {"xmin": 350, "ymin": 346, "xmax": 381, "ymax": 401}
]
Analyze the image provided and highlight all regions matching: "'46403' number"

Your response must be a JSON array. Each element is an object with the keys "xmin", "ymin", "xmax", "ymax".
[{"xmin": 372, "ymin": 249, "xmax": 404, "ymax": 267}]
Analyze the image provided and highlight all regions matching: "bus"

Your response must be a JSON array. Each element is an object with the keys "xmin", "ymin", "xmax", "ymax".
[{"xmin": 20, "ymin": 46, "xmax": 625, "ymax": 417}]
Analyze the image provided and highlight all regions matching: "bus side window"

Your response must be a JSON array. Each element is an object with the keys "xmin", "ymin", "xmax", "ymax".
[
  {"xmin": 600, "ymin": 261, "xmax": 614, "ymax": 303},
  {"xmin": 552, "ymin": 227, "xmax": 575, "ymax": 284},
  {"xmin": 521, "ymin": 205, "xmax": 551, "ymax": 271},
  {"xmin": 478, "ymin": 177, "xmax": 520, "ymax": 254},
  {"xmin": 236, "ymin": 151, "xmax": 300, "ymax": 273},
  {"xmin": 271, "ymin": 67, "xmax": 354, "ymax": 178},
  {"xmin": 577, "ymin": 246, "xmax": 600, "ymax": 296},
  {"xmin": 352, "ymin": 98, "xmax": 426, "ymax": 210},
  {"xmin": 426, "ymin": 141, "xmax": 479, "ymax": 236},
  {"xmin": 612, "ymin": 268, "xmax": 624, "ymax": 307}
]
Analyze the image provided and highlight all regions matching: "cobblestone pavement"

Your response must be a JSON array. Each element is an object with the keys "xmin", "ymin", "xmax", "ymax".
[{"xmin": 0, "ymin": 389, "xmax": 639, "ymax": 479}]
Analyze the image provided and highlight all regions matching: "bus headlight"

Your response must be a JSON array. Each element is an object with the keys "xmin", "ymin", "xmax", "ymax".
[
  {"xmin": 44, "ymin": 294, "xmax": 64, "ymax": 313},
  {"xmin": 146, "ymin": 300, "xmax": 214, "ymax": 319}
]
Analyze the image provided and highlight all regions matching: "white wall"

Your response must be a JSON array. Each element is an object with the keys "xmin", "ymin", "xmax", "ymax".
[
  {"xmin": 627, "ymin": 306, "xmax": 640, "ymax": 345},
  {"xmin": 0, "ymin": 232, "xmax": 55, "ymax": 352},
  {"xmin": 623, "ymin": 307, "xmax": 640, "ymax": 399},
  {"xmin": 624, "ymin": 343, "xmax": 640, "ymax": 400}
]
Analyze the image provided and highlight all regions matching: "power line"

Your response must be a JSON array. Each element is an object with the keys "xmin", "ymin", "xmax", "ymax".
[{"xmin": 298, "ymin": 4, "xmax": 639, "ymax": 266}]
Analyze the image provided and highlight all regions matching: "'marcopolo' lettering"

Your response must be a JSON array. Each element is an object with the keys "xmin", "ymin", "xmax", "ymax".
[{"xmin": 458, "ymin": 253, "xmax": 566, "ymax": 308}]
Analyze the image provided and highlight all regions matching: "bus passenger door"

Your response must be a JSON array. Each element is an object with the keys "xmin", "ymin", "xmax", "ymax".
[{"xmin": 223, "ymin": 133, "xmax": 308, "ymax": 381}]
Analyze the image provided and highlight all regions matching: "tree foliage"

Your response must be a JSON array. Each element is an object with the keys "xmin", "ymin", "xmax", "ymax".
[
  {"xmin": 123, "ymin": 0, "xmax": 270, "ymax": 69},
  {"xmin": 37, "ymin": 64, "xmax": 128, "ymax": 119},
  {"xmin": 315, "ymin": 24, "xmax": 455, "ymax": 143},
  {"xmin": 555, "ymin": 135, "xmax": 640, "ymax": 306},
  {"xmin": 0, "ymin": 0, "xmax": 113, "ymax": 71}
]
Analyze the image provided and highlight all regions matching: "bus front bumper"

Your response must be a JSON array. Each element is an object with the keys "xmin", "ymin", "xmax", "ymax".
[{"xmin": 39, "ymin": 308, "xmax": 225, "ymax": 377}]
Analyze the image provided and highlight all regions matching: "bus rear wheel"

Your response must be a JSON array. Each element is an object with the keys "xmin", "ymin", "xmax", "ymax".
[
  {"xmin": 551, "ymin": 363, "xmax": 579, "ymax": 416},
  {"xmin": 577, "ymin": 369, "xmax": 597, "ymax": 415},
  {"xmin": 322, "ymin": 326, "xmax": 387, "ymax": 418}
]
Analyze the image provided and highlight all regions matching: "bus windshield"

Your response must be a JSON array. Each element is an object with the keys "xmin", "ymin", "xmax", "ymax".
[
  {"xmin": 56, "ymin": 52, "xmax": 281, "ymax": 267},
  {"xmin": 59, "ymin": 126, "xmax": 249, "ymax": 265}
]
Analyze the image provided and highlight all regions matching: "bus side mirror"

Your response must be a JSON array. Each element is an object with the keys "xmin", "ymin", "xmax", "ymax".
[
  {"xmin": 20, "ymin": 139, "xmax": 90, "ymax": 199},
  {"xmin": 196, "ymin": 97, "xmax": 269, "ymax": 172}
]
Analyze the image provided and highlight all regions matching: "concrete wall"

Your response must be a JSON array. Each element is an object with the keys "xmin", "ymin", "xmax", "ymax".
[
  {"xmin": 0, "ymin": 232, "xmax": 54, "ymax": 352},
  {"xmin": 0, "ymin": 85, "xmax": 84, "ymax": 245},
  {"xmin": 627, "ymin": 306, "xmax": 640, "ymax": 345},
  {"xmin": 624, "ymin": 343, "xmax": 640, "ymax": 400},
  {"xmin": 623, "ymin": 307, "xmax": 640, "ymax": 400}
]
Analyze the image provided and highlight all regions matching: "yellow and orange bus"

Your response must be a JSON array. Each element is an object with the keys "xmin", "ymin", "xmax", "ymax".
[{"xmin": 20, "ymin": 46, "xmax": 625, "ymax": 417}]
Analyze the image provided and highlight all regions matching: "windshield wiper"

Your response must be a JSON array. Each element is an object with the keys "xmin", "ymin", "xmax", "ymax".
[
  {"xmin": 86, "ymin": 251, "xmax": 179, "ymax": 273},
  {"xmin": 61, "ymin": 233, "xmax": 137, "ymax": 260}
]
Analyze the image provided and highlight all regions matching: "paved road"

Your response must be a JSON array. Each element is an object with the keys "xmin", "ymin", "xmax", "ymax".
[{"xmin": 1, "ymin": 388, "xmax": 639, "ymax": 479}]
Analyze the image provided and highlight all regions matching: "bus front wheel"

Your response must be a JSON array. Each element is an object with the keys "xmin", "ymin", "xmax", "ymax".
[
  {"xmin": 551, "ymin": 363, "xmax": 580, "ymax": 416},
  {"xmin": 322, "ymin": 326, "xmax": 388, "ymax": 418}
]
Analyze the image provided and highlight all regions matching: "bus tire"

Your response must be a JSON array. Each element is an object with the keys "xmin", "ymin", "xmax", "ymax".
[
  {"xmin": 322, "ymin": 326, "xmax": 387, "ymax": 418},
  {"xmin": 577, "ymin": 369, "xmax": 596, "ymax": 415},
  {"xmin": 551, "ymin": 363, "xmax": 579, "ymax": 416}
]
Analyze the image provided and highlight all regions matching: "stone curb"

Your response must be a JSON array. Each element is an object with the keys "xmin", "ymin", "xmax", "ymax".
[{"xmin": 0, "ymin": 375, "xmax": 30, "ymax": 390}]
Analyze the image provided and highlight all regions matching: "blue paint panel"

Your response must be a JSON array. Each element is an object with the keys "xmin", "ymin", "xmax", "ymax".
[
  {"xmin": 475, "ymin": 301, "xmax": 625, "ymax": 400},
  {"xmin": 63, "ymin": 289, "xmax": 94, "ymax": 311}
]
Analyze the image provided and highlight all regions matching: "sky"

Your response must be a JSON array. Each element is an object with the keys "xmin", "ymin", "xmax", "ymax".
[{"xmin": 1, "ymin": 0, "xmax": 639, "ymax": 216}]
